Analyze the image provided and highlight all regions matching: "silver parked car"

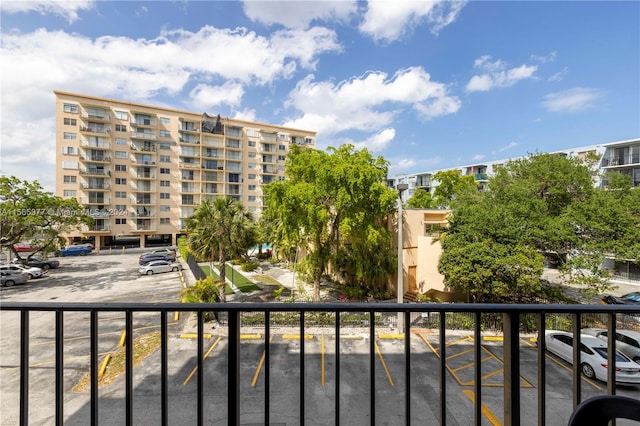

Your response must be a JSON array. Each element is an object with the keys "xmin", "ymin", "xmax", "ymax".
[
  {"xmin": 0, "ymin": 264, "xmax": 44, "ymax": 279},
  {"xmin": 1, "ymin": 271, "xmax": 29, "ymax": 287},
  {"xmin": 138, "ymin": 260, "xmax": 182, "ymax": 275},
  {"xmin": 583, "ymin": 328, "xmax": 640, "ymax": 363}
]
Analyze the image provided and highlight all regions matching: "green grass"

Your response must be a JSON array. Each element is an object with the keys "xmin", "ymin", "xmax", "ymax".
[{"xmin": 199, "ymin": 264, "xmax": 260, "ymax": 294}]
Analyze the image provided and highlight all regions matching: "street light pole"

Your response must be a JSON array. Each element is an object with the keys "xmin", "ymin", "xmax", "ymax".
[{"xmin": 396, "ymin": 183, "xmax": 408, "ymax": 333}]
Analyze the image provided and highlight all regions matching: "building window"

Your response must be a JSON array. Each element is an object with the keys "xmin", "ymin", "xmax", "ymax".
[
  {"xmin": 115, "ymin": 191, "xmax": 127, "ymax": 198},
  {"xmin": 63, "ymin": 103, "xmax": 78, "ymax": 113},
  {"xmin": 160, "ymin": 180, "xmax": 170, "ymax": 187},
  {"xmin": 115, "ymin": 124, "xmax": 127, "ymax": 132},
  {"xmin": 248, "ymin": 163, "xmax": 255, "ymax": 169},
  {"xmin": 248, "ymin": 184, "xmax": 256, "ymax": 190},
  {"xmin": 115, "ymin": 164, "xmax": 127, "ymax": 172},
  {"xmin": 115, "ymin": 151, "xmax": 128, "ymax": 159},
  {"xmin": 159, "ymin": 143, "xmax": 171, "ymax": 150},
  {"xmin": 279, "ymin": 144, "xmax": 287, "ymax": 151},
  {"xmin": 62, "ymin": 161, "xmax": 78, "ymax": 169},
  {"xmin": 160, "ymin": 218, "xmax": 170, "ymax": 225},
  {"xmin": 62, "ymin": 146, "xmax": 78, "ymax": 155},
  {"xmin": 248, "ymin": 174, "xmax": 256, "ymax": 180},
  {"xmin": 160, "ymin": 168, "xmax": 170, "ymax": 174},
  {"xmin": 63, "ymin": 175, "xmax": 77, "ymax": 183},
  {"xmin": 160, "ymin": 193, "xmax": 170, "ymax": 199},
  {"xmin": 115, "ymin": 178, "xmax": 127, "ymax": 185},
  {"xmin": 63, "ymin": 190, "xmax": 77, "ymax": 197},
  {"xmin": 248, "ymin": 141, "xmax": 256, "ymax": 147},
  {"xmin": 278, "ymin": 155, "xmax": 285, "ymax": 161},
  {"xmin": 159, "ymin": 155, "xmax": 171, "ymax": 163},
  {"xmin": 115, "ymin": 218, "xmax": 127, "ymax": 225},
  {"xmin": 63, "ymin": 132, "xmax": 77, "ymax": 140},
  {"xmin": 115, "ymin": 205, "xmax": 126, "ymax": 211},
  {"xmin": 159, "ymin": 130, "xmax": 171, "ymax": 138},
  {"xmin": 160, "ymin": 117, "xmax": 170, "ymax": 125},
  {"xmin": 64, "ymin": 118, "xmax": 77, "ymax": 126},
  {"xmin": 114, "ymin": 110, "xmax": 128, "ymax": 120},
  {"xmin": 116, "ymin": 138, "xmax": 127, "ymax": 145},
  {"xmin": 248, "ymin": 196, "xmax": 256, "ymax": 202},
  {"xmin": 228, "ymin": 173, "xmax": 240, "ymax": 183},
  {"xmin": 160, "ymin": 205, "xmax": 170, "ymax": 212}
]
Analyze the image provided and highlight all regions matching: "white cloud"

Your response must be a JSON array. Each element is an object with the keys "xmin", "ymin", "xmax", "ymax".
[
  {"xmin": 495, "ymin": 141, "xmax": 518, "ymax": 153},
  {"xmin": 0, "ymin": 25, "xmax": 341, "ymax": 191},
  {"xmin": 388, "ymin": 155, "xmax": 442, "ymax": 176},
  {"xmin": 531, "ymin": 51, "xmax": 557, "ymax": 63},
  {"xmin": 189, "ymin": 82, "xmax": 245, "ymax": 111},
  {"xmin": 283, "ymin": 67, "xmax": 460, "ymax": 137},
  {"xmin": 359, "ymin": 0, "xmax": 467, "ymax": 43},
  {"xmin": 0, "ymin": 0, "xmax": 93, "ymax": 23},
  {"xmin": 466, "ymin": 55, "xmax": 537, "ymax": 92},
  {"xmin": 350, "ymin": 128, "xmax": 396, "ymax": 152},
  {"xmin": 231, "ymin": 108, "xmax": 257, "ymax": 122},
  {"xmin": 541, "ymin": 88, "xmax": 604, "ymax": 113},
  {"xmin": 549, "ymin": 66, "xmax": 569, "ymax": 82},
  {"xmin": 242, "ymin": 0, "xmax": 357, "ymax": 29},
  {"xmin": 471, "ymin": 154, "xmax": 485, "ymax": 161}
]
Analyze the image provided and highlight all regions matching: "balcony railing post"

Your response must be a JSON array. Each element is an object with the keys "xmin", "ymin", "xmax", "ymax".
[
  {"xmin": 572, "ymin": 313, "xmax": 582, "ymax": 408},
  {"xmin": 56, "ymin": 309, "xmax": 64, "ymax": 425},
  {"xmin": 503, "ymin": 311, "xmax": 520, "ymax": 426},
  {"xmin": 607, "ymin": 312, "xmax": 616, "ymax": 395},
  {"xmin": 537, "ymin": 313, "xmax": 546, "ymax": 426},
  {"xmin": 20, "ymin": 309, "xmax": 29, "ymax": 425},
  {"xmin": 228, "ymin": 309, "xmax": 240, "ymax": 426}
]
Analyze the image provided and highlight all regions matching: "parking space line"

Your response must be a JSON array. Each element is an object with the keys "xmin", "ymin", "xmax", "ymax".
[
  {"xmin": 241, "ymin": 334, "xmax": 262, "ymax": 340},
  {"xmin": 446, "ymin": 347, "xmax": 474, "ymax": 360},
  {"xmin": 251, "ymin": 336, "xmax": 274, "ymax": 387},
  {"xmin": 462, "ymin": 389, "xmax": 502, "ymax": 426},
  {"xmin": 182, "ymin": 336, "xmax": 223, "ymax": 386},
  {"xmin": 180, "ymin": 333, "xmax": 213, "ymax": 339},
  {"xmin": 374, "ymin": 341, "xmax": 394, "ymax": 386},
  {"xmin": 321, "ymin": 335, "xmax": 325, "ymax": 387},
  {"xmin": 282, "ymin": 334, "xmax": 314, "ymax": 340},
  {"xmin": 2, "ymin": 351, "xmax": 113, "ymax": 372}
]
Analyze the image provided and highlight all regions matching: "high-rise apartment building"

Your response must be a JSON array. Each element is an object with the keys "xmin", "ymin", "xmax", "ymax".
[{"xmin": 54, "ymin": 91, "xmax": 316, "ymax": 250}]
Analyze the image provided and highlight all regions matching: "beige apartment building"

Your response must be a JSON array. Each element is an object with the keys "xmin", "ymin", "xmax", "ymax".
[{"xmin": 54, "ymin": 91, "xmax": 316, "ymax": 250}]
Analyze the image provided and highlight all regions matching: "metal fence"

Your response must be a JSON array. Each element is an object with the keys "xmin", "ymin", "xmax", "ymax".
[{"xmin": 2, "ymin": 302, "xmax": 639, "ymax": 425}]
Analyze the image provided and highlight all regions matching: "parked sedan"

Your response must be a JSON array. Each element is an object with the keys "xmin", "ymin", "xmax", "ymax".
[
  {"xmin": 602, "ymin": 292, "xmax": 640, "ymax": 305},
  {"xmin": 583, "ymin": 328, "xmax": 640, "ymax": 363},
  {"xmin": 147, "ymin": 247, "xmax": 177, "ymax": 256},
  {"xmin": 545, "ymin": 330, "xmax": 640, "ymax": 385},
  {"xmin": 13, "ymin": 256, "xmax": 60, "ymax": 270},
  {"xmin": 1, "ymin": 271, "xmax": 29, "ymax": 287},
  {"xmin": 139, "ymin": 260, "xmax": 183, "ymax": 275},
  {"xmin": 139, "ymin": 253, "xmax": 175, "ymax": 265},
  {"xmin": 13, "ymin": 242, "xmax": 39, "ymax": 252},
  {"xmin": 58, "ymin": 246, "xmax": 92, "ymax": 256},
  {"xmin": 70, "ymin": 241, "xmax": 94, "ymax": 250},
  {"xmin": 0, "ymin": 264, "xmax": 44, "ymax": 279}
]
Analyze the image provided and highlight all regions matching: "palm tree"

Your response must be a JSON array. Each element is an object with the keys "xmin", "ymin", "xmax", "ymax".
[{"xmin": 185, "ymin": 197, "xmax": 254, "ymax": 302}]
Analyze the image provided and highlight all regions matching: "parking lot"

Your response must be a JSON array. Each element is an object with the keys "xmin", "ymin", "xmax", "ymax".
[{"xmin": 1, "ymin": 253, "xmax": 639, "ymax": 425}]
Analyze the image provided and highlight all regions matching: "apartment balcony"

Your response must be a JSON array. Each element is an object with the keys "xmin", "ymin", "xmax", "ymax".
[
  {"xmin": 130, "ymin": 117, "xmax": 157, "ymax": 127},
  {"xmin": 134, "ymin": 198, "xmax": 155, "ymax": 205},
  {"xmin": 179, "ymin": 162, "xmax": 200, "ymax": 170},
  {"xmin": 130, "ymin": 211, "xmax": 156, "ymax": 218},
  {"xmin": 80, "ymin": 183, "xmax": 111, "ymax": 190},
  {"xmin": 134, "ymin": 171, "xmax": 155, "ymax": 180},
  {"xmin": 81, "ymin": 224, "xmax": 111, "ymax": 233},
  {"xmin": 87, "ymin": 209, "xmax": 111, "ymax": 218},
  {"xmin": 80, "ymin": 197, "xmax": 110, "ymax": 205},
  {"xmin": 80, "ymin": 139, "xmax": 111, "ymax": 150},
  {"xmin": 602, "ymin": 154, "xmax": 640, "ymax": 167},
  {"xmin": 130, "ymin": 131, "xmax": 157, "ymax": 140},
  {"xmin": 80, "ymin": 126, "xmax": 111, "ymax": 135},
  {"xmin": 79, "ymin": 169, "xmax": 110, "ymax": 177},
  {"xmin": 180, "ymin": 174, "xmax": 196, "ymax": 181},
  {"xmin": 132, "ymin": 184, "xmax": 156, "ymax": 193},
  {"xmin": 262, "ymin": 166, "xmax": 278, "ymax": 174},
  {"xmin": 3, "ymin": 303, "xmax": 638, "ymax": 425},
  {"xmin": 80, "ymin": 111, "xmax": 111, "ymax": 122},
  {"xmin": 131, "ymin": 222, "xmax": 157, "ymax": 232},
  {"xmin": 131, "ymin": 143, "xmax": 157, "ymax": 152},
  {"xmin": 132, "ymin": 159, "xmax": 156, "ymax": 167},
  {"xmin": 474, "ymin": 173, "xmax": 489, "ymax": 181},
  {"xmin": 179, "ymin": 137, "xmax": 200, "ymax": 145},
  {"xmin": 79, "ymin": 154, "xmax": 111, "ymax": 164}
]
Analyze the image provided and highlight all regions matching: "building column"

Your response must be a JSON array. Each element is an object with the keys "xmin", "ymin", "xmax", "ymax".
[{"xmin": 140, "ymin": 235, "xmax": 146, "ymax": 248}]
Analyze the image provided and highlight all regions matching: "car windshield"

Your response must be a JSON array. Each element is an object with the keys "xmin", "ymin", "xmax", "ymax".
[{"xmin": 623, "ymin": 293, "xmax": 640, "ymax": 302}]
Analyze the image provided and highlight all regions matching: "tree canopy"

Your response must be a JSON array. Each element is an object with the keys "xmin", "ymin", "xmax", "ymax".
[
  {"xmin": 438, "ymin": 153, "xmax": 640, "ymax": 300},
  {"xmin": 185, "ymin": 197, "xmax": 255, "ymax": 302},
  {"xmin": 263, "ymin": 144, "xmax": 398, "ymax": 300},
  {"xmin": 0, "ymin": 176, "xmax": 92, "ymax": 259}
]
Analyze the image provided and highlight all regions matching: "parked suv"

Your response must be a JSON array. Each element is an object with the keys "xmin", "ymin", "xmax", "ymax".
[{"xmin": 583, "ymin": 328, "xmax": 640, "ymax": 363}]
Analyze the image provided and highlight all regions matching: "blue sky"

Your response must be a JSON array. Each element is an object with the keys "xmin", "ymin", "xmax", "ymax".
[{"xmin": 1, "ymin": 1, "xmax": 638, "ymax": 192}]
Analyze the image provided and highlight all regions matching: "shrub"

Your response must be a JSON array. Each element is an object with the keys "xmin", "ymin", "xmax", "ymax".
[
  {"xmin": 181, "ymin": 276, "xmax": 222, "ymax": 321},
  {"xmin": 241, "ymin": 262, "xmax": 259, "ymax": 272}
]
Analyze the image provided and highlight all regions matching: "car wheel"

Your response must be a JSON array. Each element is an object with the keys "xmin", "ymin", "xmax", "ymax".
[
  {"xmin": 147, "ymin": 270, "xmax": 153, "ymax": 275},
  {"xmin": 28, "ymin": 274, "xmax": 34, "ymax": 279},
  {"xmin": 80, "ymin": 251, "xmax": 87, "ymax": 256},
  {"xmin": 43, "ymin": 264, "xmax": 51, "ymax": 271},
  {"xmin": 581, "ymin": 363, "xmax": 596, "ymax": 379},
  {"xmin": 172, "ymin": 267, "xmax": 178, "ymax": 272},
  {"xmin": 4, "ymin": 280, "xmax": 15, "ymax": 287}
]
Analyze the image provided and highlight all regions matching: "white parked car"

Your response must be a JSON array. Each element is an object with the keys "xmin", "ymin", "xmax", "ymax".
[
  {"xmin": 0, "ymin": 264, "xmax": 44, "ymax": 279},
  {"xmin": 139, "ymin": 260, "xmax": 182, "ymax": 275},
  {"xmin": 583, "ymin": 328, "xmax": 640, "ymax": 364},
  {"xmin": 545, "ymin": 330, "xmax": 640, "ymax": 385}
]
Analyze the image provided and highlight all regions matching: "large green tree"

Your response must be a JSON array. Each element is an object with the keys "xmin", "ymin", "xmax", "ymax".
[
  {"xmin": 406, "ymin": 188, "xmax": 436, "ymax": 208},
  {"xmin": 263, "ymin": 144, "xmax": 397, "ymax": 300},
  {"xmin": 185, "ymin": 197, "xmax": 255, "ymax": 302},
  {"xmin": 439, "ymin": 153, "xmax": 639, "ymax": 299},
  {"xmin": 0, "ymin": 176, "xmax": 92, "ymax": 260}
]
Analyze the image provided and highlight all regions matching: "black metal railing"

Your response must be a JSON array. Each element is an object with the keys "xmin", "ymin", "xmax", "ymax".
[{"xmin": 1, "ymin": 303, "xmax": 639, "ymax": 425}]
